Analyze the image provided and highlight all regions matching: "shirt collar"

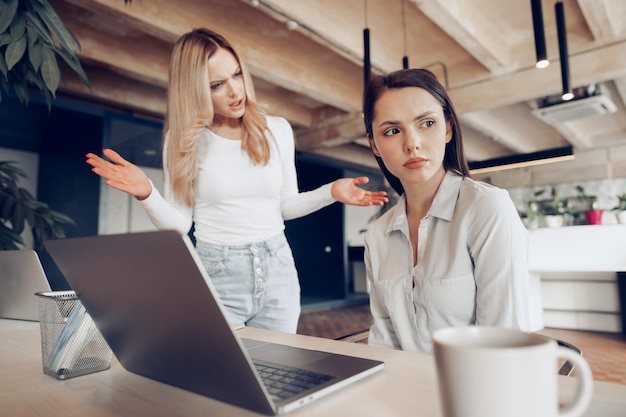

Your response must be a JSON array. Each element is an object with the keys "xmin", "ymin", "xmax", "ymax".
[
  {"xmin": 430, "ymin": 172, "xmax": 462, "ymax": 222},
  {"xmin": 386, "ymin": 171, "xmax": 463, "ymax": 235}
]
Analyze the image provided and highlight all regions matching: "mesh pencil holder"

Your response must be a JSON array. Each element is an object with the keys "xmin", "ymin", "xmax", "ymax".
[{"xmin": 36, "ymin": 290, "xmax": 112, "ymax": 379}]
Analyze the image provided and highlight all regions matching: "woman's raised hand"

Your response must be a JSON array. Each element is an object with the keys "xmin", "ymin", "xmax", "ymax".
[
  {"xmin": 86, "ymin": 148, "xmax": 153, "ymax": 200},
  {"xmin": 331, "ymin": 177, "xmax": 388, "ymax": 206}
]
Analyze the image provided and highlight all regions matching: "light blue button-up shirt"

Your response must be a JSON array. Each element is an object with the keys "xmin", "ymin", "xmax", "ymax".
[{"xmin": 364, "ymin": 172, "xmax": 533, "ymax": 353}]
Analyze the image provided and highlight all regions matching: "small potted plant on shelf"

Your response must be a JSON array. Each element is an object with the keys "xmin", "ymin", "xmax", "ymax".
[
  {"xmin": 571, "ymin": 185, "xmax": 603, "ymax": 225},
  {"xmin": 533, "ymin": 186, "xmax": 566, "ymax": 228},
  {"xmin": 613, "ymin": 193, "xmax": 626, "ymax": 224}
]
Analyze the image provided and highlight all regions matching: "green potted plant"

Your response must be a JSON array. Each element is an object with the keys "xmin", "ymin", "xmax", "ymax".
[
  {"xmin": 521, "ymin": 195, "xmax": 541, "ymax": 229},
  {"xmin": 0, "ymin": 160, "xmax": 74, "ymax": 251},
  {"xmin": 613, "ymin": 192, "xmax": 626, "ymax": 224},
  {"xmin": 570, "ymin": 185, "xmax": 602, "ymax": 225},
  {"xmin": 533, "ymin": 186, "xmax": 566, "ymax": 227}
]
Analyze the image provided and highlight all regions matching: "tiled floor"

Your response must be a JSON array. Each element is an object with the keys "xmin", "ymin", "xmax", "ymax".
[{"xmin": 297, "ymin": 303, "xmax": 626, "ymax": 385}]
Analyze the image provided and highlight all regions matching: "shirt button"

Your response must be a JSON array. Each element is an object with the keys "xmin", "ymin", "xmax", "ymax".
[
  {"xmin": 256, "ymin": 268, "xmax": 262, "ymax": 274},
  {"xmin": 257, "ymin": 279, "xmax": 263, "ymax": 285},
  {"xmin": 254, "ymin": 257, "xmax": 260, "ymax": 264}
]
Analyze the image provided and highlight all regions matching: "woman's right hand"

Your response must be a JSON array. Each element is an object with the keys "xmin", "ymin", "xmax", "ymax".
[{"xmin": 86, "ymin": 148, "xmax": 153, "ymax": 200}]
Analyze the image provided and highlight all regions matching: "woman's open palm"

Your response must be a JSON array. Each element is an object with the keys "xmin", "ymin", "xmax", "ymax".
[
  {"xmin": 86, "ymin": 148, "xmax": 153, "ymax": 200},
  {"xmin": 331, "ymin": 177, "xmax": 388, "ymax": 206}
]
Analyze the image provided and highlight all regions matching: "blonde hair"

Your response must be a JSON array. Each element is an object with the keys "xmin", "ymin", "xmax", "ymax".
[{"xmin": 163, "ymin": 28, "xmax": 270, "ymax": 207}]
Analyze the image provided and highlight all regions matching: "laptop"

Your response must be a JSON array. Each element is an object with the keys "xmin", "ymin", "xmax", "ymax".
[
  {"xmin": 44, "ymin": 230, "xmax": 383, "ymax": 415},
  {"xmin": 0, "ymin": 250, "xmax": 52, "ymax": 321}
]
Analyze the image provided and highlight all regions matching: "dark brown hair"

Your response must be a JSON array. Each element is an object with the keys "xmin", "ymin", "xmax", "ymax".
[{"xmin": 362, "ymin": 68, "xmax": 470, "ymax": 195}]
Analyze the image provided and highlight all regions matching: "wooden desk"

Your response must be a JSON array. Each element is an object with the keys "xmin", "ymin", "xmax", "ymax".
[{"xmin": 1, "ymin": 319, "xmax": 625, "ymax": 416}]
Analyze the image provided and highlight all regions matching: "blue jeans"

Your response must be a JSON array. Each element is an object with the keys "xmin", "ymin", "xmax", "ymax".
[{"xmin": 195, "ymin": 233, "xmax": 301, "ymax": 333}]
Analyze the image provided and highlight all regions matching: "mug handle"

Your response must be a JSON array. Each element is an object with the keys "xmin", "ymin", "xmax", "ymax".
[{"xmin": 557, "ymin": 347, "xmax": 594, "ymax": 417}]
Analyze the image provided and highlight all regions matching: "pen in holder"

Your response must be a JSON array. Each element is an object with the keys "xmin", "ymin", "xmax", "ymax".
[{"xmin": 36, "ymin": 291, "xmax": 112, "ymax": 379}]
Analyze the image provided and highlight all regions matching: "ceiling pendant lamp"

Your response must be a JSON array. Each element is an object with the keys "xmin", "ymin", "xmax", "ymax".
[
  {"xmin": 363, "ymin": 0, "xmax": 371, "ymax": 87},
  {"xmin": 530, "ymin": 0, "xmax": 549, "ymax": 68},
  {"xmin": 401, "ymin": 0, "xmax": 409, "ymax": 69},
  {"xmin": 555, "ymin": 1, "xmax": 574, "ymax": 101}
]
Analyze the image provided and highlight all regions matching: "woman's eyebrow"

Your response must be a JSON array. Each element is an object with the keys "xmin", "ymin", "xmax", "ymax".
[
  {"xmin": 376, "ymin": 111, "xmax": 435, "ymax": 128},
  {"xmin": 210, "ymin": 66, "xmax": 241, "ymax": 84}
]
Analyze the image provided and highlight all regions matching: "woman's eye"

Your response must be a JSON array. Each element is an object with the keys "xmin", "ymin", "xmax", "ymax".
[
  {"xmin": 383, "ymin": 127, "xmax": 400, "ymax": 136},
  {"xmin": 234, "ymin": 70, "xmax": 243, "ymax": 78},
  {"xmin": 210, "ymin": 82, "xmax": 222, "ymax": 90},
  {"xmin": 420, "ymin": 120, "xmax": 435, "ymax": 128}
]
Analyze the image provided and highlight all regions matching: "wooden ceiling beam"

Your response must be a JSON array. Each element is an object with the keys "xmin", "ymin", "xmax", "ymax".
[
  {"xmin": 577, "ymin": 0, "xmax": 624, "ymax": 41},
  {"xmin": 60, "ymin": 0, "xmax": 364, "ymax": 112},
  {"xmin": 449, "ymin": 41, "xmax": 626, "ymax": 113},
  {"xmin": 46, "ymin": 0, "xmax": 626, "ymax": 168},
  {"xmin": 306, "ymin": 143, "xmax": 380, "ymax": 172},
  {"xmin": 52, "ymin": 0, "xmax": 320, "ymax": 127},
  {"xmin": 53, "ymin": 1, "xmax": 170, "ymax": 88},
  {"xmin": 613, "ymin": 76, "xmax": 626, "ymax": 108},
  {"xmin": 295, "ymin": 114, "xmax": 365, "ymax": 150},
  {"xmin": 296, "ymin": 42, "xmax": 626, "ymax": 152},
  {"xmin": 58, "ymin": 65, "xmax": 167, "ymax": 118},
  {"xmin": 410, "ymin": 0, "xmax": 512, "ymax": 74}
]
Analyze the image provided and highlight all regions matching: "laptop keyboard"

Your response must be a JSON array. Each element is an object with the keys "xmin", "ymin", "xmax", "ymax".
[{"xmin": 253, "ymin": 360, "xmax": 335, "ymax": 401}]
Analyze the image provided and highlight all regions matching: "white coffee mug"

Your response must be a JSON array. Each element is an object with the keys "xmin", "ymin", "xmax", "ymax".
[{"xmin": 433, "ymin": 326, "xmax": 593, "ymax": 417}]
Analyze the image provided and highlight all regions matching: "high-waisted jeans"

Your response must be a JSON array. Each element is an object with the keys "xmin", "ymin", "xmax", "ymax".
[{"xmin": 195, "ymin": 232, "xmax": 301, "ymax": 333}]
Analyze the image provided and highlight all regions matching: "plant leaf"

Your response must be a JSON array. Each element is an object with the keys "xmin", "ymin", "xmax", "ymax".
[
  {"xmin": 0, "ymin": 160, "xmax": 23, "ymax": 180},
  {"xmin": 55, "ymin": 46, "xmax": 90, "ymax": 88},
  {"xmin": 8, "ymin": 66, "xmax": 29, "ymax": 104},
  {"xmin": 0, "ymin": 224, "xmax": 24, "ymax": 250},
  {"xmin": 40, "ymin": 45, "xmax": 59, "ymax": 96},
  {"xmin": 1, "ymin": 193, "xmax": 15, "ymax": 220},
  {"xmin": 0, "ymin": 32, "xmax": 11, "ymax": 46},
  {"xmin": 5, "ymin": 34, "xmax": 27, "ymax": 70},
  {"xmin": 24, "ymin": 10, "xmax": 90, "ymax": 91},
  {"xmin": 0, "ymin": 160, "xmax": 74, "ymax": 249},
  {"xmin": 11, "ymin": 199, "xmax": 25, "ymax": 234},
  {"xmin": 35, "ymin": 1, "xmax": 80, "ymax": 53},
  {"xmin": 0, "ymin": 52, "xmax": 8, "ymax": 78},
  {"xmin": 8, "ymin": 8, "xmax": 26, "ymax": 41},
  {"xmin": 24, "ymin": 11, "xmax": 54, "ymax": 46},
  {"xmin": 28, "ymin": 38, "xmax": 42, "ymax": 71},
  {"xmin": 0, "ymin": 0, "xmax": 19, "ymax": 34},
  {"xmin": 26, "ymin": 25, "xmax": 42, "ymax": 70}
]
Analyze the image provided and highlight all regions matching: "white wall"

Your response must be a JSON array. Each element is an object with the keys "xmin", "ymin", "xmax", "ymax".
[
  {"xmin": 98, "ymin": 167, "xmax": 163, "ymax": 235},
  {"xmin": 344, "ymin": 204, "xmax": 380, "ymax": 247}
]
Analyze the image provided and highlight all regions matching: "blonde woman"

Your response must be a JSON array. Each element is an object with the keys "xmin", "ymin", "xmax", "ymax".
[{"xmin": 87, "ymin": 28, "xmax": 387, "ymax": 333}]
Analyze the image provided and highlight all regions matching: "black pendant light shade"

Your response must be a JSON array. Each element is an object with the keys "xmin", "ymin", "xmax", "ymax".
[
  {"xmin": 401, "ymin": 0, "xmax": 409, "ymax": 69},
  {"xmin": 469, "ymin": 146, "xmax": 574, "ymax": 174},
  {"xmin": 363, "ymin": 28, "xmax": 371, "ymax": 86},
  {"xmin": 555, "ymin": 1, "xmax": 573, "ymax": 100},
  {"xmin": 531, "ymin": 0, "xmax": 549, "ymax": 68}
]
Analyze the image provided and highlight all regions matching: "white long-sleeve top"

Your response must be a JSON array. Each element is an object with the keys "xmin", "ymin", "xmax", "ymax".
[
  {"xmin": 364, "ymin": 172, "xmax": 533, "ymax": 354},
  {"xmin": 138, "ymin": 116, "xmax": 336, "ymax": 245}
]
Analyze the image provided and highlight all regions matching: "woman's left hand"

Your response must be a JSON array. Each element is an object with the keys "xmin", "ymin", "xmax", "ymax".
[{"xmin": 331, "ymin": 177, "xmax": 388, "ymax": 206}]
